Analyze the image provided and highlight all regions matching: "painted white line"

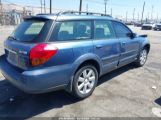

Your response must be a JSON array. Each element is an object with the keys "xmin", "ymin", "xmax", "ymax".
[
  {"xmin": 152, "ymin": 107, "xmax": 161, "ymax": 117},
  {"xmin": 152, "ymin": 86, "xmax": 157, "ymax": 90},
  {"xmin": 0, "ymin": 72, "xmax": 5, "ymax": 81}
]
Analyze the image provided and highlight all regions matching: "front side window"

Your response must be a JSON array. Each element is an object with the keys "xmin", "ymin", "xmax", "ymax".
[
  {"xmin": 94, "ymin": 20, "xmax": 115, "ymax": 39},
  {"xmin": 51, "ymin": 21, "xmax": 92, "ymax": 41},
  {"xmin": 113, "ymin": 21, "xmax": 132, "ymax": 38}
]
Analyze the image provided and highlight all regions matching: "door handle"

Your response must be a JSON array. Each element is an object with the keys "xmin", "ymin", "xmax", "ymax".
[
  {"xmin": 96, "ymin": 45, "xmax": 103, "ymax": 49},
  {"xmin": 122, "ymin": 42, "xmax": 126, "ymax": 45}
]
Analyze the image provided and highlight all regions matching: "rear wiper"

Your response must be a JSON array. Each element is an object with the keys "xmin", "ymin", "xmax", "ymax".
[{"xmin": 8, "ymin": 36, "xmax": 18, "ymax": 41}]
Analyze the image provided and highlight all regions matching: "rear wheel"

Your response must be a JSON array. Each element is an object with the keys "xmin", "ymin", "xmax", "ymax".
[
  {"xmin": 135, "ymin": 48, "xmax": 148, "ymax": 67},
  {"xmin": 72, "ymin": 65, "xmax": 98, "ymax": 99}
]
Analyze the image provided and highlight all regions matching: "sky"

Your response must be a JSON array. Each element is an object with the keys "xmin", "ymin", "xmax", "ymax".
[{"xmin": 2, "ymin": 0, "xmax": 161, "ymax": 20}]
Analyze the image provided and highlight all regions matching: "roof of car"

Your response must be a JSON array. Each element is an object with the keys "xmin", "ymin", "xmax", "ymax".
[{"xmin": 25, "ymin": 11, "xmax": 115, "ymax": 21}]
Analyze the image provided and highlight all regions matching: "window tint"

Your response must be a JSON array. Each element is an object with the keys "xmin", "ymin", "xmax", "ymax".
[
  {"xmin": 94, "ymin": 20, "xmax": 115, "ymax": 39},
  {"xmin": 10, "ymin": 20, "xmax": 46, "ymax": 42},
  {"xmin": 52, "ymin": 21, "xmax": 92, "ymax": 41},
  {"xmin": 113, "ymin": 22, "xmax": 131, "ymax": 38},
  {"xmin": 25, "ymin": 22, "xmax": 45, "ymax": 34}
]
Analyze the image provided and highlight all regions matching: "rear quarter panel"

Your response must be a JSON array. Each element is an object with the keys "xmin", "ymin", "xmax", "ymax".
[
  {"xmin": 39, "ymin": 40, "xmax": 100, "ymax": 84},
  {"xmin": 48, "ymin": 40, "xmax": 103, "ymax": 75}
]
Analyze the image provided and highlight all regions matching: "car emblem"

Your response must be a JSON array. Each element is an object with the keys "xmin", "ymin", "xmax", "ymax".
[{"xmin": 19, "ymin": 50, "xmax": 28, "ymax": 55}]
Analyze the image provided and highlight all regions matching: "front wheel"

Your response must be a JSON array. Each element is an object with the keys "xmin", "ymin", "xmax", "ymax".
[
  {"xmin": 72, "ymin": 65, "xmax": 98, "ymax": 99},
  {"xmin": 135, "ymin": 48, "xmax": 148, "ymax": 67}
]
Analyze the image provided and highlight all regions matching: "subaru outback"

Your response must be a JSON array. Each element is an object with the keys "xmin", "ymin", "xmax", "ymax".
[{"xmin": 0, "ymin": 11, "xmax": 150, "ymax": 99}]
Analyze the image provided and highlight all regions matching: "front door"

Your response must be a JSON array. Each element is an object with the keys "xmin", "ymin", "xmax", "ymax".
[{"xmin": 112, "ymin": 21, "xmax": 140, "ymax": 67}]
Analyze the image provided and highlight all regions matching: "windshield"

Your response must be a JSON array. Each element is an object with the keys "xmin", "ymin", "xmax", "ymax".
[{"xmin": 10, "ymin": 20, "xmax": 47, "ymax": 42}]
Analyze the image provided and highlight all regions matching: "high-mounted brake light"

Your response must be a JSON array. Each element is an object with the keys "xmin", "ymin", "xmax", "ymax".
[{"xmin": 29, "ymin": 43, "xmax": 58, "ymax": 66}]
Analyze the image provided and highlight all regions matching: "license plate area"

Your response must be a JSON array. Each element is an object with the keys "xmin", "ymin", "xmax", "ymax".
[
  {"xmin": 7, "ymin": 50, "xmax": 19, "ymax": 67},
  {"xmin": 5, "ymin": 48, "xmax": 29, "ymax": 70}
]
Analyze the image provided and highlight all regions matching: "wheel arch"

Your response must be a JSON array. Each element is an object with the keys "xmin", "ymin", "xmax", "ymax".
[
  {"xmin": 74, "ymin": 59, "xmax": 101, "ymax": 77},
  {"xmin": 65, "ymin": 54, "xmax": 102, "ymax": 93},
  {"xmin": 143, "ymin": 44, "xmax": 150, "ymax": 53}
]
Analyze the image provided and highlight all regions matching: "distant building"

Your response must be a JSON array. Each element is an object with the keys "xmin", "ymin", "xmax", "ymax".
[
  {"xmin": 0, "ymin": 3, "xmax": 71, "ymax": 25},
  {"xmin": 0, "ymin": 3, "xmax": 41, "ymax": 25}
]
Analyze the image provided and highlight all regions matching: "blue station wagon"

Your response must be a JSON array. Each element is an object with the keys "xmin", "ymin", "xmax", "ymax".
[{"xmin": 0, "ymin": 11, "xmax": 150, "ymax": 99}]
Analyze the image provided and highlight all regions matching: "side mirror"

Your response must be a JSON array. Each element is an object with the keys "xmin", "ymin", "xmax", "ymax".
[
  {"xmin": 126, "ymin": 33, "xmax": 136, "ymax": 39},
  {"xmin": 139, "ymin": 34, "xmax": 147, "ymax": 38}
]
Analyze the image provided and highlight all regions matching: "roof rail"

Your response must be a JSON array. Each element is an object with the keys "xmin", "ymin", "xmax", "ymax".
[
  {"xmin": 37, "ymin": 13, "xmax": 57, "ymax": 16},
  {"xmin": 57, "ymin": 11, "xmax": 112, "ymax": 17},
  {"xmin": 37, "ymin": 11, "xmax": 112, "ymax": 18}
]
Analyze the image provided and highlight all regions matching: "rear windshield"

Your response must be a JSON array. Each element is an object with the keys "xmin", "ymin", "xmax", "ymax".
[{"xmin": 10, "ymin": 20, "xmax": 48, "ymax": 42}]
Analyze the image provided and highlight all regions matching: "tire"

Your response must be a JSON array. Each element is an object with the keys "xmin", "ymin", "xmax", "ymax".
[
  {"xmin": 154, "ymin": 28, "xmax": 158, "ymax": 31},
  {"xmin": 135, "ymin": 48, "xmax": 148, "ymax": 67},
  {"xmin": 72, "ymin": 65, "xmax": 98, "ymax": 99}
]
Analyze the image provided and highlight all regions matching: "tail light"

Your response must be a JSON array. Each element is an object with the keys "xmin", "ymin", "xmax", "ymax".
[{"xmin": 29, "ymin": 43, "xmax": 58, "ymax": 66}]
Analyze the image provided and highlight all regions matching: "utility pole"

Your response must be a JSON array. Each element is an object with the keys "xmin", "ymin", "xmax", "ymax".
[
  {"xmin": 104, "ymin": 0, "xmax": 108, "ymax": 15},
  {"xmin": 0, "ymin": 0, "xmax": 2, "ymax": 20},
  {"xmin": 151, "ymin": 5, "xmax": 154, "ymax": 20},
  {"xmin": 141, "ymin": 1, "xmax": 145, "ymax": 24},
  {"xmin": 44, "ymin": 0, "xmax": 46, "ymax": 13},
  {"xmin": 40, "ymin": 0, "xmax": 42, "ymax": 13},
  {"xmin": 111, "ymin": 8, "xmax": 112, "ymax": 16},
  {"xmin": 86, "ymin": 4, "xmax": 88, "ymax": 12},
  {"xmin": 0, "ymin": 0, "xmax": 2, "ymax": 11},
  {"xmin": 147, "ymin": 12, "xmax": 150, "ymax": 20},
  {"xmin": 0, "ymin": 0, "xmax": 3, "ymax": 25},
  {"xmin": 126, "ymin": 11, "xmax": 128, "ymax": 22},
  {"xmin": 133, "ymin": 8, "xmax": 135, "ymax": 21},
  {"xmin": 156, "ymin": 13, "xmax": 158, "ymax": 22},
  {"xmin": 138, "ymin": 13, "xmax": 140, "ymax": 21},
  {"xmin": 50, "ymin": 0, "xmax": 52, "ymax": 14},
  {"xmin": 79, "ymin": 0, "xmax": 82, "ymax": 13}
]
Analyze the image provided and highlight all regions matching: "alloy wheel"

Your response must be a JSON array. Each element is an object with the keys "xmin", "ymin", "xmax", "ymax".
[
  {"xmin": 77, "ymin": 68, "xmax": 96, "ymax": 94},
  {"xmin": 140, "ymin": 49, "xmax": 147, "ymax": 65}
]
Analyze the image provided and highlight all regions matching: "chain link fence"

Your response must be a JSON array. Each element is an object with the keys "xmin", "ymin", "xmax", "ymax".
[
  {"xmin": 0, "ymin": 3, "xmax": 44, "ymax": 26},
  {"xmin": 0, "ymin": 2, "xmax": 69, "ymax": 26},
  {"xmin": 0, "ymin": 2, "xmax": 66, "ymax": 45},
  {"xmin": 0, "ymin": 3, "xmax": 54, "ymax": 54}
]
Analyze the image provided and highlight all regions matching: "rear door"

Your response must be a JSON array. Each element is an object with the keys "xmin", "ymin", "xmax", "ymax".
[
  {"xmin": 93, "ymin": 20, "xmax": 120, "ymax": 74},
  {"xmin": 112, "ymin": 21, "xmax": 140, "ymax": 67},
  {"xmin": 49, "ymin": 20, "xmax": 93, "ymax": 67}
]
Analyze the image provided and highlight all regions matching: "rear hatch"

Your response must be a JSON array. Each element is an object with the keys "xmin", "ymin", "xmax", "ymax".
[{"xmin": 4, "ymin": 18, "xmax": 53, "ymax": 70}]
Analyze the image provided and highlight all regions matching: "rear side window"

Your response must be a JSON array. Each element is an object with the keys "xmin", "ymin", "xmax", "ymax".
[
  {"xmin": 25, "ymin": 22, "xmax": 44, "ymax": 34},
  {"xmin": 10, "ymin": 20, "xmax": 50, "ymax": 42},
  {"xmin": 94, "ymin": 20, "xmax": 115, "ymax": 39},
  {"xmin": 50, "ymin": 21, "xmax": 92, "ymax": 41},
  {"xmin": 113, "ymin": 21, "xmax": 131, "ymax": 38}
]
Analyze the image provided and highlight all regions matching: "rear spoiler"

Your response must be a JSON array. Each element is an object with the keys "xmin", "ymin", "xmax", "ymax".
[
  {"xmin": 139, "ymin": 34, "xmax": 148, "ymax": 37},
  {"xmin": 23, "ymin": 16, "xmax": 50, "ymax": 21}
]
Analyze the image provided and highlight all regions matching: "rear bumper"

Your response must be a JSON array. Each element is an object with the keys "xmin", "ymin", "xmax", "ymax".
[{"xmin": 0, "ymin": 55, "xmax": 72, "ymax": 94}]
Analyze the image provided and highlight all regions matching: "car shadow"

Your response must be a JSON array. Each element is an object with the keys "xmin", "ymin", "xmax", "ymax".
[
  {"xmin": 0, "ymin": 64, "xmax": 136, "ymax": 119},
  {"xmin": 155, "ymin": 97, "xmax": 161, "ymax": 106},
  {"xmin": 98, "ymin": 63, "xmax": 136, "ymax": 86}
]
